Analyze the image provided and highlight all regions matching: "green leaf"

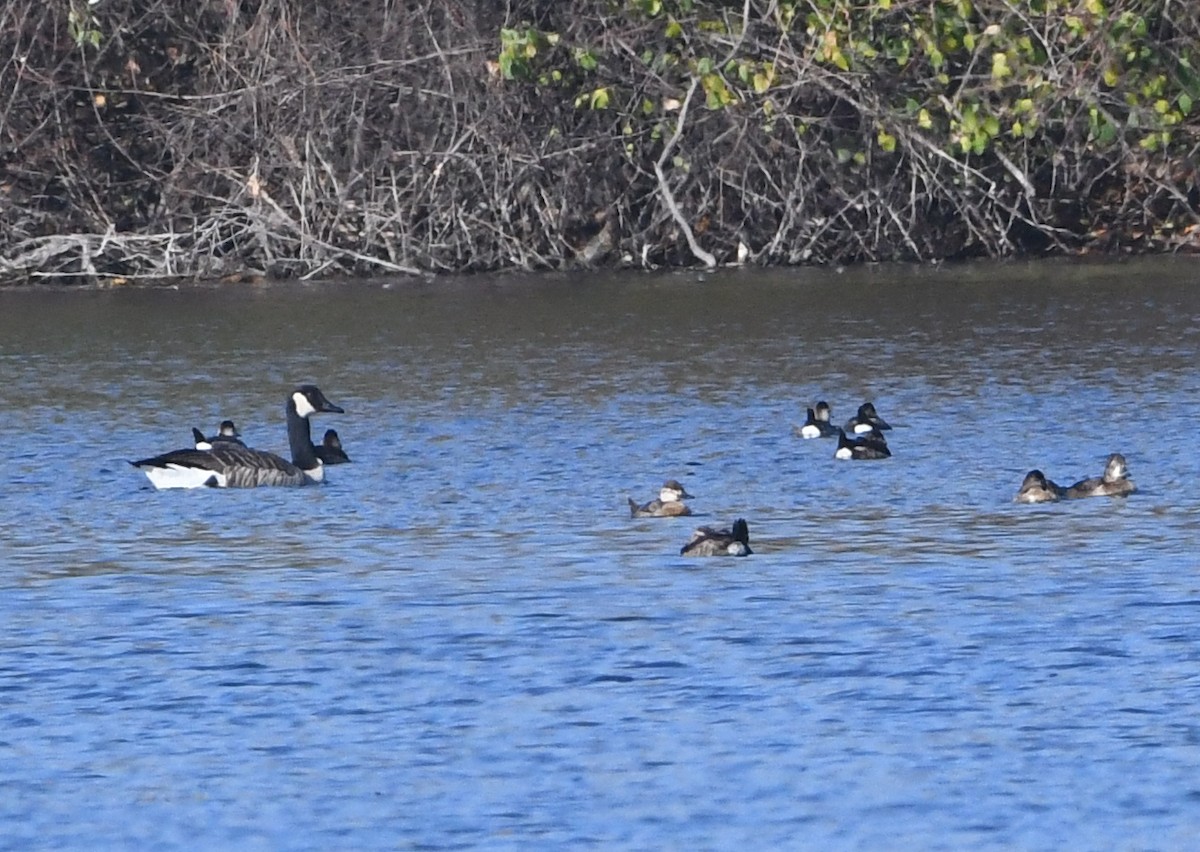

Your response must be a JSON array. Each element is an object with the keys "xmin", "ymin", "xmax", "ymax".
[
  {"xmin": 575, "ymin": 49, "xmax": 597, "ymax": 72},
  {"xmin": 991, "ymin": 52, "xmax": 1010, "ymax": 81}
]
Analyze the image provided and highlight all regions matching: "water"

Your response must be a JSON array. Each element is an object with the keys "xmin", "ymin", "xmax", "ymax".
[{"xmin": 3, "ymin": 260, "xmax": 1200, "ymax": 849}]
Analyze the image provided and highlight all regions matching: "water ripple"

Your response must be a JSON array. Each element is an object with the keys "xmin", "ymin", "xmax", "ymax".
[{"xmin": 3, "ymin": 262, "xmax": 1200, "ymax": 847}]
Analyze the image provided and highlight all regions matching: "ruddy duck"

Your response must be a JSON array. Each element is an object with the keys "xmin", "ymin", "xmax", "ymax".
[
  {"xmin": 797, "ymin": 401, "xmax": 838, "ymax": 439},
  {"xmin": 844, "ymin": 402, "xmax": 892, "ymax": 434},
  {"xmin": 192, "ymin": 420, "xmax": 244, "ymax": 450},
  {"xmin": 834, "ymin": 427, "xmax": 891, "ymax": 460},
  {"xmin": 680, "ymin": 518, "xmax": 752, "ymax": 556},
  {"xmin": 1064, "ymin": 453, "xmax": 1136, "ymax": 499},
  {"xmin": 314, "ymin": 429, "xmax": 351, "ymax": 465},
  {"xmin": 1014, "ymin": 469, "xmax": 1063, "ymax": 503},
  {"xmin": 629, "ymin": 479, "xmax": 694, "ymax": 517}
]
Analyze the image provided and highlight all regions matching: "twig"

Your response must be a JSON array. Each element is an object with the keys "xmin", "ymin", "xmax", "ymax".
[{"xmin": 654, "ymin": 77, "xmax": 717, "ymax": 269}]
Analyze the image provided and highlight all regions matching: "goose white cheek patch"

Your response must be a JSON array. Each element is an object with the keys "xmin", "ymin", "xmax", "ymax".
[{"xmin": 292, "ymin": 391, "xmax": 317, "ymax": 418}]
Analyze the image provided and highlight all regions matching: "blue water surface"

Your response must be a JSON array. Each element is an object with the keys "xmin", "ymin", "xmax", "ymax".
[{"xmin": 2, "ymin": 261, "xmax": 1200, "ymax": 849}]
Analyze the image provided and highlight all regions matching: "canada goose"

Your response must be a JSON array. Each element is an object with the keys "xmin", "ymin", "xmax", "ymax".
[{"xmin": 132, "ymin": 385, "xmax": 344, "ymax": 489}]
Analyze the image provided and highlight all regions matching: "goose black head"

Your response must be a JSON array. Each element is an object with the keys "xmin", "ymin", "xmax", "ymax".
[{"xmin": 291, "ymin": 385, "xmax": 345, "ymax": 418}]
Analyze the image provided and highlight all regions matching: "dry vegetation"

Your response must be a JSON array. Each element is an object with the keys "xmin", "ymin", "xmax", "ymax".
[{"xmin": 1, "ymin": 0, "xmax": 1198, "ymax": 284}]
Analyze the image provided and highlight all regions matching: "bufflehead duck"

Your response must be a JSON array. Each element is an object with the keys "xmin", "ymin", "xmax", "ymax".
[
  {"xmin": 680, "ymin": 518, "xmax": 752, "ymax": 556},
  {"xmin": 314, "ymin": 429, "xmax": 351, "ymax": 465},
  {"xmin": 834, "ymin": 427, "xmax": 891, "ymax": 460},
  {"xmin": 132, "ymin": 385, "xmax": 344, "ymax": 489},
  {"xmin": 844, "ymin": 402, "xmax": 892, "ymax": 434},
  {"xmin": 1063, "ymin": 453, "xmax": 1136, "ymax": 499},
  {"xmin": 796, "ymin": 401, "xmax": 838, "ymax": 439},
  {"xmin": 1014, "ymin": 469, "xmax": 1063, "ymax": 503},
  {"xmin": 192, "ymin": 420, "xmax": 244, "ymax": 450},
  {"xmin": 629, "ymin": 479, "xmax": 693, "ymax": 517}
]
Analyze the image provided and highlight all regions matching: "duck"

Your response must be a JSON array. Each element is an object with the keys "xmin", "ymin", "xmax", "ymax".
[
  {"xmin": 191, "ymin": 420, "xmax": 244, "ymax": 450},
  {"xmin": 681, "ymin": 518, "xmax": 752, "ymax": 557},
  {"xmin": 1014, "ymin": 469, "xmax": 1063, "ymax": 503},
  {"xmin": 834, "ymin": 427, "xmax": 891, "ymax": 460},
  {"xmin": 844, "ymin": 402, "xmax": 892, "ymax": 434},
  {"xmin": 628, "ymin": 479, "xmax": 693, "ymax": 517},
  {"xmin": 314, "ymin": 429, "xmax": 351, "ymax": 465},
  {"xmin": 131, "ymin": 385, "xmax": 344, "ymax": 489},
  {"xmin": 1063, "ymin": 453, "xmax": 1136, "ymax": 499},
  {"xmin": 796, "ymin": 401, "xmax": 838, "ymax": 439}
]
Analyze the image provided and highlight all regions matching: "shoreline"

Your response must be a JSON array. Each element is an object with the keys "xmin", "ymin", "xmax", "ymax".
[{"xmin": 2, "ymin": 253, "xmax": 1196, "ymax": 293}]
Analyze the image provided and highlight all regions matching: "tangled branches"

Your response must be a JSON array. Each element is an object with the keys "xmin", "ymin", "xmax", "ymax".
[{"xmin": 1, "ymin": 0, "xmax": 1198, "ymax": 284}]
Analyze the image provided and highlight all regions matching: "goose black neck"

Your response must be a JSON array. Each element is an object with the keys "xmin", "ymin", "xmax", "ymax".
[{"xmin": 286, "ymin": 399, "xmax": 319, "ymax": 469}]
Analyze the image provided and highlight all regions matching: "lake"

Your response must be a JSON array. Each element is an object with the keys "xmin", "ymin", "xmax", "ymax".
[{"xmin": 2, "ymin": 258, "xmax": 1200, "ymax": 849}]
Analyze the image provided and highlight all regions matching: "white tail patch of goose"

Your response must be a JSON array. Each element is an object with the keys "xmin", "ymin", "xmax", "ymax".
[{"xmin": 144, "ymin": 464, "xmax": 228, "ymax": 490}]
